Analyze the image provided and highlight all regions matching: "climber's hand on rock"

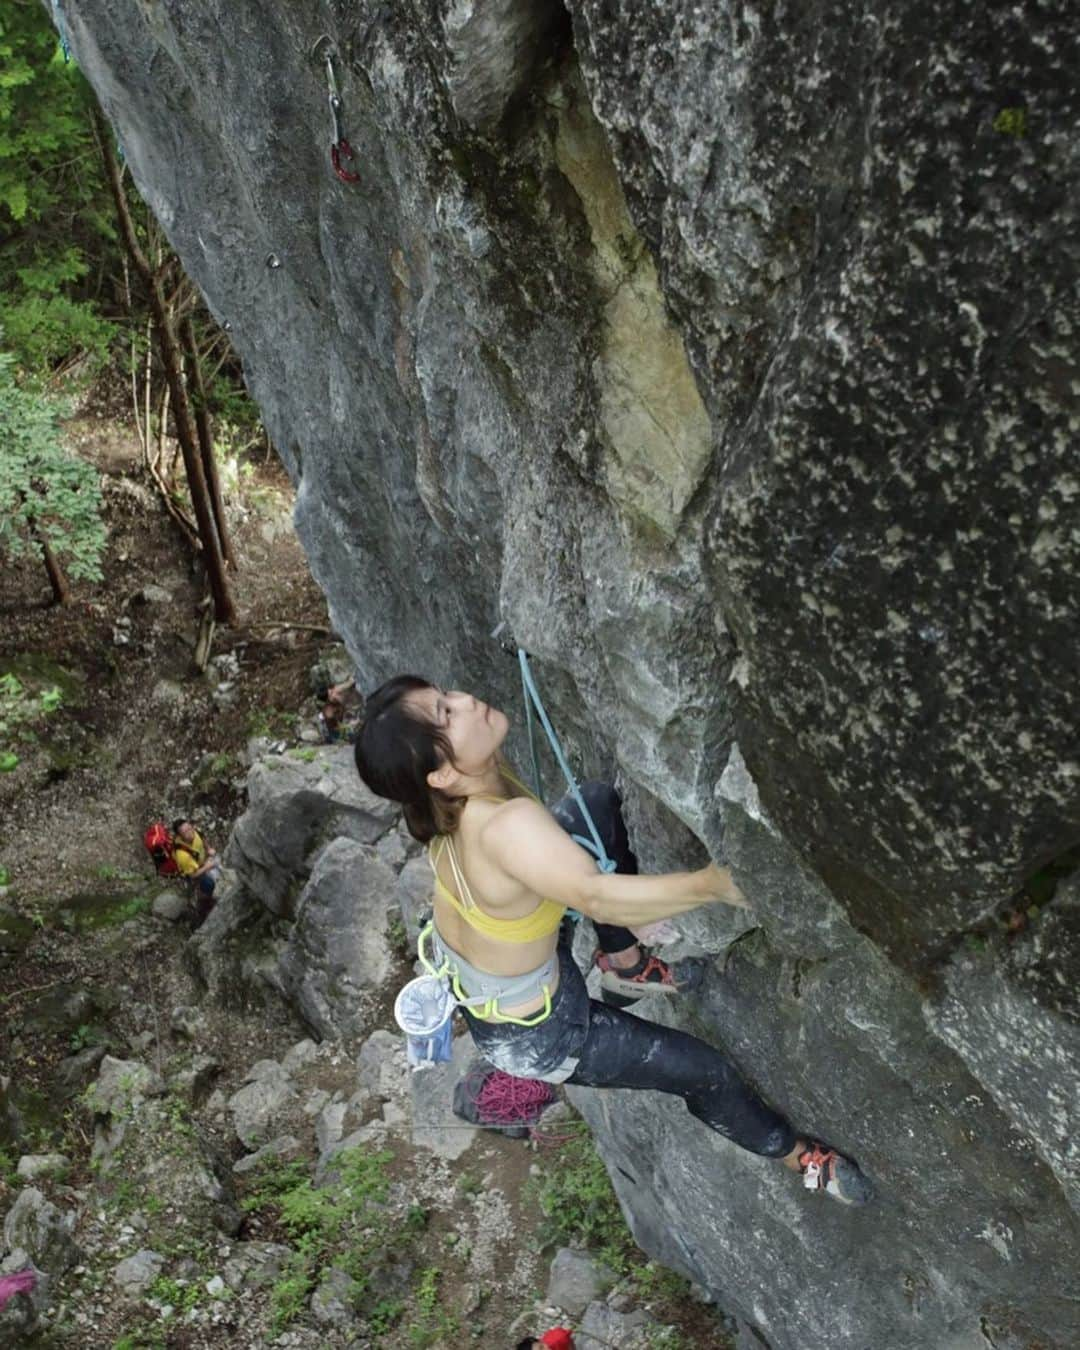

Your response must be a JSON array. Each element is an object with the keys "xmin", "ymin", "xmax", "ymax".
[{"xmin": 700, "ymin": 862, "xmax": 750, "ymax": 910}]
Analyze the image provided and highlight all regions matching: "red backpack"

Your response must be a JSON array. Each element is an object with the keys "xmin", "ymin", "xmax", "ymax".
[{"xmin": 144, "ymin": 821, "xmax": 179, "ymax": 876}]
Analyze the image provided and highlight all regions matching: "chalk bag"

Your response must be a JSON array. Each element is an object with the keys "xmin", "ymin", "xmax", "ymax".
[{"xmin": 393, "ymin": 975, "xmax": 455, "ymax": 1070}]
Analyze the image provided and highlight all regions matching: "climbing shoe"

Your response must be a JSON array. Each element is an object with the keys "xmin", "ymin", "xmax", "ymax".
[
  {"xmin": 797, "ymin": 1142, "xmax": 873, "ymax": 1206},
  {"xmin": 596, "ymin": 951, "xmax": 706, "ymax": 1006}
]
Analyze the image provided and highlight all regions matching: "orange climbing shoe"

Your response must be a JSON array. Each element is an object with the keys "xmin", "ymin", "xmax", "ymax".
[
  {"xmin": 798, "ymin": 1142, "xmax": 873, "ymax": 1206},
  {"xmin": 596, "ymin": 951, "xmax": 705, "ymax": 1004}
]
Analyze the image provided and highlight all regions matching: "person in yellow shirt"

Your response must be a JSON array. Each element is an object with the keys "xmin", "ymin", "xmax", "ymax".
[{"xmin": 172, "ymin": 819, "xmax": 219, "ymax": 923}]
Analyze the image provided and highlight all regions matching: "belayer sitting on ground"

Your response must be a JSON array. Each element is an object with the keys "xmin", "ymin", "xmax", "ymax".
[
  {"xmin": 171, "ymin": 818, "xmax": 220, "ymax": 924},
  {"xmin": 354, "ymin": 676, "xmax": 871, "ymax": 1204}
]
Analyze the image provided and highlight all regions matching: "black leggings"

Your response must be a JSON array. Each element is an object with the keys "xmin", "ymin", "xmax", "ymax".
[
  {"xmin": 549, "ymin": 781, "xmax": 640, "ymax": 956},
  {"xmin": 471, "ymin": 782, "xmax": 798, "ymax": 1159}
]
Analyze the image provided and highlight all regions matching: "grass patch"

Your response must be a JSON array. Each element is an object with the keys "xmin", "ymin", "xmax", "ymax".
[
  {"xmin": 55, "ymin": 891, "xmax": 152, "ymax": 932},
  {"xmin": 528, "ymin": 1120, "xmax": 734, "ymax": 1346},
  {"xmin": 407, "ymin": 1266, "xmax": 457, "ymax": 1349},
  {"xmin": 242, "ymin": 1146, "xmax": 394, "ymax": 1334},
  {"xmin": 526, "ymin": 1120, "xmax": 636, "ymax": 1273}
]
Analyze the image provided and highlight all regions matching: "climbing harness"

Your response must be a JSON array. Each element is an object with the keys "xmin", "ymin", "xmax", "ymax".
[
  {"xmin": 49, "ymin": 0, "xmax": 71, "ymax": 62},
  {"xmin": 417, "ymin": 919, "xmax": 557, "ymax": 1027},
  {"xmin": 312, "ymin": 36, "xmax": 360, "ymax": 184},
  {"xmin": 518, "ymin": 648, "xmax": 616, "ymax": 875}
]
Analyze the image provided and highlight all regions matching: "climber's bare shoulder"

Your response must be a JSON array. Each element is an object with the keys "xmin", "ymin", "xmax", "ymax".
[{"xmin": 480, "ymin": 797, "xmax": 598, "ymax": 910}]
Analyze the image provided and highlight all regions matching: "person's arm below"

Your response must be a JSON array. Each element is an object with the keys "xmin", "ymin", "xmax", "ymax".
[{"xmin": 484, "ymin": 798, "xmax": 747, "ymax": 926}]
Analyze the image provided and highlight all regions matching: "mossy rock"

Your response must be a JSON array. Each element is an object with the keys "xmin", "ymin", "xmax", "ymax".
[{"xmin": 53, "ymin": 891, "xmax": 152, "ymax": 933}]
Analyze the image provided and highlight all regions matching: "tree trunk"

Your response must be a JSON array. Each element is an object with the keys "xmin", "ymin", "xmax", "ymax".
[
  {"xmin": 41, "ymin": 537, "xmax": 70, "ymax": 605},
  {"xmin": 95, "ymin": 112, "xmax": 236, "ymax": 626},
  {"xmin": 28, "ymin": 523, "xmax": 70, "ymax": 606},
  {"xmin": 181, "ymin": 313, "xmax": 234, "ymax": 566}
]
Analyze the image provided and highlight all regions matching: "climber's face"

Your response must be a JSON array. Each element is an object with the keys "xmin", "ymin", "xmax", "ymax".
[{"xmin": 406, "ymin": 684, "xmax": 508, "ymax": 784}]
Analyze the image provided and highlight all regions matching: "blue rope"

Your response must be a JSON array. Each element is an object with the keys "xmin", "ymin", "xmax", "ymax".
[
  {"xmin": 50, "ymin": 0, "xmax": 72, "ymax": 62},
  {"xmin": 518, "ymin": 649, "xmax": 616, "ymax": 875}
]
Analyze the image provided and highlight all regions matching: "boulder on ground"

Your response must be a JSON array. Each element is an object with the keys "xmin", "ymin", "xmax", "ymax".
[
  {"xmin": 152, "ymin": 890, "xmax": 189, "ymax": 921},
  {"xmin": 275, "ymin": 839, "xmax": 396, "ymax": 1040},
  {"xmin": 228, "ymin": 1064, "xmax": 296, "ymax": 1148},
  {"xmin": 112, "ymin": 1248, "xmax": 164, "ymax": 1295},
  {"xmin": 546, "ymin": 1247, "xmax": 618, "ymax": 1317},
  {"xmin": 2, "ymin": 1189, "xmax": 79, "ymax": 1278}
]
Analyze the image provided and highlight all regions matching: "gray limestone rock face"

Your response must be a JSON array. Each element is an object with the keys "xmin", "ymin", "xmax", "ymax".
[
  {"xmin": 221, "ymin": 1240, "xmax": 295, "ymax": 1293},
  {"xmin": 188, "ymin": 745, "xmax": 398, "ymax": 1010},
  {"xmin": 568, "ymin": 0, "xmax": 1080, "ymax": 947},
  {"xmin": 396, "ymin": 855, "xmax": 435, "ymax": 945},
  {"xmin": 63, "ymin": 2, "xmax": 1080, "ymax": 1346},
  {"xmin": 228, "ymin": 1064, "xmax": 296, "ymax": 1149},
  {"xmin": 546, "ymin": 1247, "xmax": 617, "ymax": 1317},
  {"xmin": 275, "ymin": 837, "xmax": 396, "ymax": 1040},
  {"xmin": 567, "ymin": 751, "xmax": 1080, "ymax": 1350},
  {"xmin": 310, "ymin": 1264, "xmax": 358, "ymax": 1327},
  {"xmin": 85, "ymin": 1058, "xmax": 241, "ymax": 1240},
  {"xmin": 224, "ymin": 747, "xmax": 397, "ymax": 919},
  {"xmin": 929, "ymin": 874, "xmax": 1080, "ymax": 1214}
]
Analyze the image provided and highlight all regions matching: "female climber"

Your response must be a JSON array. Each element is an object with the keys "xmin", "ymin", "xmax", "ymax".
[{"xmin": 355, "ymin": 676, "xmax": 871, "ymax": 1204}]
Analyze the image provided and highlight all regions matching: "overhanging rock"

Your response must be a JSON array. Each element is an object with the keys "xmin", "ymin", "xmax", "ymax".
[{"xmin": 64, "ymin": 2, "xmax": 1080, "ymax": 1345}]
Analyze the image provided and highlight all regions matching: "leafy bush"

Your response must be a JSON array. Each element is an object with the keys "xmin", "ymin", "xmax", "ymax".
[
  {"xmin": 0, "ymin": 343, "xmax": 106, "ymax": 590},
  {"xmin": 0, "ymin": 670, "xmax": 69, "ymax": 771}
]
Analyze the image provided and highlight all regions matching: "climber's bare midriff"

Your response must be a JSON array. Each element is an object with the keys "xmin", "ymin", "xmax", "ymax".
[{"xmin": 432, "ymin": 797, "xmax": 561, "ymax": 1020}]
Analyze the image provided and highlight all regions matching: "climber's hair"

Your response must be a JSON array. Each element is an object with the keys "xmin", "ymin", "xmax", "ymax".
[{"xmin": 354, "ymin": 675, "xmax": 464, "ymax": 842}]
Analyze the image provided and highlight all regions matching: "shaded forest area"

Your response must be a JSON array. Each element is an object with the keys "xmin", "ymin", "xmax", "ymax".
[{"xmin": 1, "ymin": 3, "xmax": 264, "ymax": 620}]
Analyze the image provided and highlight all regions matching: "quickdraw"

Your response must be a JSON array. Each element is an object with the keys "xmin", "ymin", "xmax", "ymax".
[{"xmin": 312, "ymin": 35, "xmax": 360, "ymax": 184}]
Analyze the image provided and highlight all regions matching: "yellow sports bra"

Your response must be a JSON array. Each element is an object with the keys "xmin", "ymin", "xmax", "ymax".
[{"xmin": 427, "ymin": 769, "xmax": 566, "ymax": 944}]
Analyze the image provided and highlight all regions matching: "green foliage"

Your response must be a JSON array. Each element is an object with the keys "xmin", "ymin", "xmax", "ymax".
[
  {"xmin": 407, "ymin": 1267, "xmax": 457, "ymax": 1349},
  {"xmin": 246, "ymin": 706, "xmax": 295, "ymax": 740},
  {"xmin": 993, "ymin": 106, "xmax": 1027, "ymax": 138},
  {"xmin": 0, "ymin": 6, "xmax": 114, "ymax": 374},
  {"xmin": 0, "ymin": 346, "xmax": 106, "ymax": 583},
  {"xmin": 0, "ymin": 668, "xmax": 72, "ymax": 772},
  {"xmin": 148, "ymin": 1273, "xmax": 206, "ymax": 1315},
  {"xmin": 526, "ymin": 1121, "xmax": 636, "ymax": 1273},
  {"xmin": 368, "ymin": 1296, "xmax": 405, "ymax": 1336},
  {"xmin": 243, "ymin": 1146, "xmax": 394, "ymax": 1332},
  {"xmin": 112, "ymin": 1333, "xmax": 166, "ymax": 1350},
  {"xmin": 0, "ymin": 1146, "xmax": 17, "ymax": 1186}
]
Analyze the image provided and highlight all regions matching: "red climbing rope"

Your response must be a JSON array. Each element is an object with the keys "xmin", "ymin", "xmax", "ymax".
[{"xmin": 471, "ymin": 1067, "xmax": 555, "ymax": 1127}]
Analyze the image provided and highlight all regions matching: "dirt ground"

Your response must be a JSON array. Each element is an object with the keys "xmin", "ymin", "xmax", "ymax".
[
  {"xmin": 0, "ymin": 411, "xmax": 730, "ymax": 1349},
  {"xmin": 0, "ymin": 411, "xmax": 329, "ymax": 893}
]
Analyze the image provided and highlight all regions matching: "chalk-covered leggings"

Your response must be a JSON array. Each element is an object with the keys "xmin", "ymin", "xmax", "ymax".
[{"xmin": 467, "ymin": 782, "xmax": 797, "ymax": 1159}]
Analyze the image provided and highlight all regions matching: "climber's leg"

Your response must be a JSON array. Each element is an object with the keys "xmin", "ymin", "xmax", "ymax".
[
  {"xmin": 567, "ymin": 997, "xmax": 796, "ymax": 1158},
  {"xmin": 548, "ymin": 781, "xmax": 705, "ymax": 1002}
]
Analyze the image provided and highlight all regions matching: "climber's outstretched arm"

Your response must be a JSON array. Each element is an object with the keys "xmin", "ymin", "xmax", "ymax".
[{"xmin": 483, "ymin": 797, "xmax": 747, "ymax": 926}]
